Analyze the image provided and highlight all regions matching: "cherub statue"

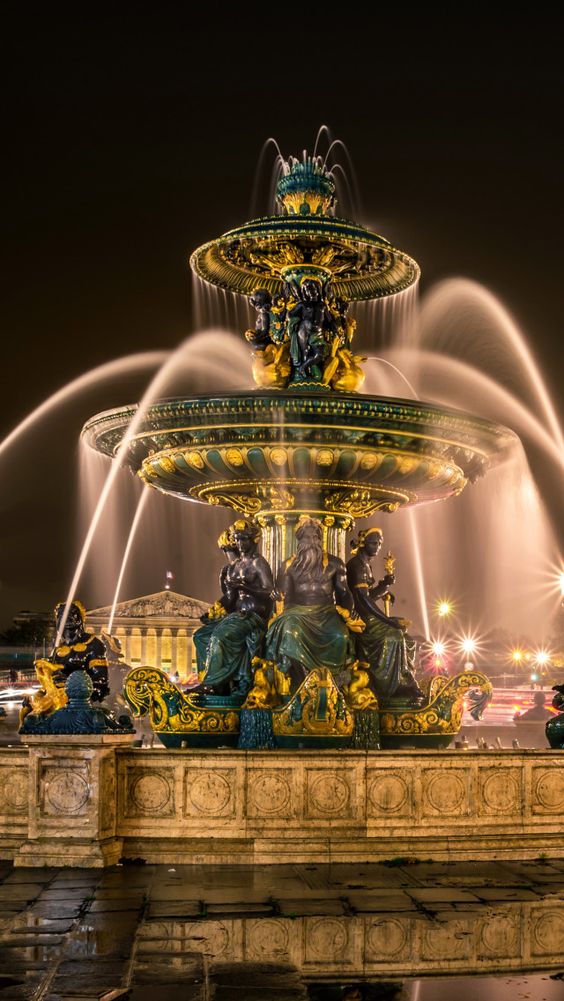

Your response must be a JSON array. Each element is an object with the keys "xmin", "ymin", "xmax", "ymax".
[
  {"xmin": 245, "ymin": 287, "xmax": 291, "ymax": 388},
  {"xmin": 287, "ymin": 278, "xmax": 335, "ymax": 381}
]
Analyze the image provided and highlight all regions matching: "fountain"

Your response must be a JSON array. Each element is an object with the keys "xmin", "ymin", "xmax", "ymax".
[
  {"xmin": 81, "ymin": 153, "xmax": 514, "ymax": 750},
  {"xmin": 5, "ymin": 147, "xmax": 564, "ymax": 871}
]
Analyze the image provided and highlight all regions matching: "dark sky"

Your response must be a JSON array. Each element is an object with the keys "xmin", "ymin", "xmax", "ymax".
[{"xmin": 0, "ymin": 11, "xmax": 562, "ymax": 626}]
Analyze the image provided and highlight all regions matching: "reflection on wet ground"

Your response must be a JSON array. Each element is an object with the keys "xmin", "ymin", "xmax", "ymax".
[{"xmin": 0, "ymin": 860, "xmax": 563, "ymax": 998}]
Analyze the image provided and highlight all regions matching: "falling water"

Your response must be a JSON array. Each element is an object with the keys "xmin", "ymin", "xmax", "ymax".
[
  {"xmin": 0, "ymin": 352, "xmax": 168, "ymax": 462},
  {"xmin": 362, "ymin": 333, "xmax": 561, "ymax": 639},
  {"xmin": 108, "ymin": 489, "xmax": 150, "ymax": 632},
  {"xmin": 384, "ymin": 348, "xmax": 564, "ymax": 474},
  {"xmin": 77, "ymin": 444, "xmax": 140, "ymax": 607},
  {"xmin": 59, "ymin": 330, "xmax": 250, "ymax": 639},
  {"xmin": 415, "ymin": 278, "xmax": 564, "ymax": 451},
  {"xmin": 191, "ymin": 273, "xmax": 252, "ymax": 340}
]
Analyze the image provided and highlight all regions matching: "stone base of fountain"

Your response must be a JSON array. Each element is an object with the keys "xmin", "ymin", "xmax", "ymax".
[{"xmin": 2, "ymin": 741, "xmax": 563, "ymax": 868}]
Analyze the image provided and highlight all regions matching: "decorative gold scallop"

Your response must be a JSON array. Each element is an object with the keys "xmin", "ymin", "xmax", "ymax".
[
  {"xmin": 360, "ymin": 452, "xmax": 381, "ymax": 470},
  {"xmin": 316, "ymin": 449, "xmax": 334, "ymax": 467},
  {"xmin": 158, "ymin": 456, "xmax": 177, "ymax": 474},
  {"xmin": 224, "ymin": 447, "xmax": 245, "ymax": 467},
  {"xmin": 270, "ymin": 447, "xmax": 288, "ymax": 467},
  {"xmin": 184, "ymin": 450, "xmax": 205, "ymax": 470}
]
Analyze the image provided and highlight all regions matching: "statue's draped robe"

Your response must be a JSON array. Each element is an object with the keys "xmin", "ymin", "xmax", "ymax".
[
  {"xmin": 354, "ymin": 617, "xmax": 417, "ymax": 699},
  {"xmin": 347, "ymin": 553, "xmax": 418, "ymax": 700},
  {"xmin": 194, "ymin": 611, "xmax": 265, "ymax": 692},
  {"xmin": 265, "ymin": 603, "xmax": 353, "ymax": 675},
  {"xmin": 193, "ymin": 553, "xmax": 272, "ymax": 694}
]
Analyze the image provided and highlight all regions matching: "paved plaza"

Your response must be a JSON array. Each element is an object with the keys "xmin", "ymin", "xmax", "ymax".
[{"xmin": 0, "ymin": 860, "xmax": 563, "ymax": 999}]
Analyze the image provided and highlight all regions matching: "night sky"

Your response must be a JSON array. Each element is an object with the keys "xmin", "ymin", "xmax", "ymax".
[{"xmin": 0, "ymin": 11, "xmax": 562, "ymax": 627}]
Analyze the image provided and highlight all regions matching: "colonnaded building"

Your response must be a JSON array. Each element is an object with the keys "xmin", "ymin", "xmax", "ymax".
[{"xmin": 87, "ymin": 590, "xmax": 209, "ymax": 681}]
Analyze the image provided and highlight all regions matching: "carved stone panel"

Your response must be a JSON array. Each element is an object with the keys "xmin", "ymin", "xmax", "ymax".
[
  {"xmin": 421, "ymin": 767, "xmax": 470, "ymax": 818},
  {"xmin": 0, "ymin": 767, "xmax": 28, "ymax": 815},
  {"xmin": 531, "ymin": 768, "xmax": 564, "ymax": 814},
  {"xmin": 244, "ymin": 918, "xmax": 292, "ymax": 962},
  {"xmin": 478, "ymin": 910, "xmax": 521, "ymax": 959},
  {"xmin": 246, "ymin": 769, "xmax": 295, "ymax": 820},
  {"xmin": 303, "ymin": 916, "xmax": 350, "ymax": 965},
  {"xmin": 184, "ymin": 768, "xmax": 236, "ymax": 819},
  {"xmin": 40, "ymin": 763, "xmax": 90, "ymax": 817},
  {"xmin": 364, "ymin": 916, "xmax": 412, "ymax": 963},
  {"xmin": 419, "ymin": 917, "xmax": 473, "ymax": 961},
  {"xmin": 530, "ymin": 904, "xmax": 564, "ymax": 957},
  {"xmin": 305, "ymin": 769, "xmax": 354, "ymax": 820},
  {"xmin": 367, "ymin": 770, "xmax": 413, "ymax": 820},
  {"xmin": 125, "ymin": 766, "xmax": 175, "ymax": 817},
  {"xmin": 479, "ymin": 767, "xmax": 522, "ymax": 817}
]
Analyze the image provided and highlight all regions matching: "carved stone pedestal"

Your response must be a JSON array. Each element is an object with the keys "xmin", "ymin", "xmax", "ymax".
[
  {"xmin": 13, "ymin": 734, "xmax": 134, "ymax": 868},
  {"xmin": 2, "ymin": 743, "xmax": 564, "ymax": 867}
]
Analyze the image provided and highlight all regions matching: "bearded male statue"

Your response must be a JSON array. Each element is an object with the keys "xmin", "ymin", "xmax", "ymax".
[{"xmin": 264, "ymin": 516, "xmax": 363, "ymax": 690}]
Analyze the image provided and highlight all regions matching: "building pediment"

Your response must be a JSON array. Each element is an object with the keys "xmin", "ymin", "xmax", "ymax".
[{"xmin": 88, "ymin": 590, "xmax": 209, "ymax": 622}]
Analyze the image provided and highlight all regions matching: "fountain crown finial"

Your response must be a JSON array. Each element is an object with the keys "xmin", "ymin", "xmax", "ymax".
[{"xmin": 277, "ymin": 154, "xmax": 336, "ymax": 217}]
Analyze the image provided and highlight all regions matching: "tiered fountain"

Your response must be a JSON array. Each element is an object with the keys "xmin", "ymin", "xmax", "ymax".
[{"xmin": 82, "ymin": 154, "xmax": 516, "ymax": 750}]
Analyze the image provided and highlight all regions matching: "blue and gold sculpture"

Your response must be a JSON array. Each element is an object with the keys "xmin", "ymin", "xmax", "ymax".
[
  {"xmin": 85, "ymin": 149, "xmax": 511, "ymax": 749},
  {"xmin": 19, "ymin": 601, "xmax": 134, "ymax": 736}
]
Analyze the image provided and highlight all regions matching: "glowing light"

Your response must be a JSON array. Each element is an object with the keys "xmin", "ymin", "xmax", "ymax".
[
  {"xmin": 460, "ymin": 637, "xmax": 477, "ymax": 656},
  {"xmin": 511, "ymin": 649, "xmax": 523, "ymax": 664},
  {"xmin": 535, "ymin": 650, "xmax": 550, "ymax": 666},
  {"xmin": 432, "ymin": 641, "xmax": 446, "ymax": 656},
  {"xmin": 436, "ymin": 600, "xmax": 453, "ymax": 618},
  {"xmin": 560, "ymin": 571, "xmax": 564, "ymax": 598}
]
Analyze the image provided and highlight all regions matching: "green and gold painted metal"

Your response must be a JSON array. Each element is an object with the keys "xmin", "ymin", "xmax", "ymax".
[
  {"xmin": 379, "ymin": 671, "xmax": 493, "ymax": 749},
  {"xmin": 190, "ymin": 156, "xmax": 419, "ymax": 302},
  {"xmin": 122, "ymin": 663, "xmax": 492, "ymax": 750},
  {"xmin": 123, "ymin": 666, "xmax": 241, "ymax": 748},
  {"xmin": 83, "ymin": 391, "xmax": 517, "ymax": 568},
  {"xmin": 271, "ymin": 668, "xmax": 355, "ymax": 749}
]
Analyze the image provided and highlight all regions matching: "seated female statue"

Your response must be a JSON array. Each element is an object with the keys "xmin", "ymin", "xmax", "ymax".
[
  {"xmin": 193, "ymin": 520, "xmax": 273, "ymax": 699},
  {"xmin": 346, "ymin": 529, "xmax": 423, "ymax": 703}
]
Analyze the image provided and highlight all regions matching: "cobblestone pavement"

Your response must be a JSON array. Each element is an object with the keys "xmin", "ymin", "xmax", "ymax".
[{"xmin": 0, "ymin": 860, "xmax": 563, "ymax": 999}]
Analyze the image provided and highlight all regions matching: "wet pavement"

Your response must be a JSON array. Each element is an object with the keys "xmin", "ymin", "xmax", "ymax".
[{"xmin": 0, "ymin": 860, "xmax": 563, "ymax": 999}]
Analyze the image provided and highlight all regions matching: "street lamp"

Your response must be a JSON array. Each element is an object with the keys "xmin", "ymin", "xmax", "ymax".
[
  {"xmin": 436, "ymin": 600, "xmax": 453, "ymax": 619},
  {"xmin": 460, "ymin": 637, "xmax": 477, "ymax": 656}
]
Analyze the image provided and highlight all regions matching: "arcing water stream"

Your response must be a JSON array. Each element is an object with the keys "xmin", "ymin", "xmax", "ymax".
[{"xmin": 1, "ymin": 140, "xmax": 561, "ymax": 654}]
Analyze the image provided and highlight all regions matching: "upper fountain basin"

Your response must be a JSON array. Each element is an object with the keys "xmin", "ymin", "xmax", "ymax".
[
  {"xmin": 82, "ymin": 391, "xmax": 517, "ymax": 521},
  {"xmin": 190, "ymin": 214, "xmax": 420, "ymax": 301}
]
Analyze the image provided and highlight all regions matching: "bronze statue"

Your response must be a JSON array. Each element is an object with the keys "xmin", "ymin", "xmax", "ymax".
[
  {"xmin": 546, "ymin": 684, "xmax": 564, "ymax": 749},
  {"xmin": 265, "ymin": 516, "xmax": 364, "ymax": 689},
  {"xmin": 245, "ymin": 287, "xmax": 291, "ymax": 388},
  {"xmin": 346, "ymin": 528, "xmax": 423, "ymax": 703},
  {"xmin": 19, "ymin": 599, "xmax": 119, "ymax": 731},
  {"xmin": 193, "ymin": 520, "xmax": 274, "ymax": 699},
  {"xmin": 287, "ymin": 278, "xmax": 335, "ymax": 381},
  {"xmin": 246, "ymin": 288, "xmax": 273, "ymax": 350}
]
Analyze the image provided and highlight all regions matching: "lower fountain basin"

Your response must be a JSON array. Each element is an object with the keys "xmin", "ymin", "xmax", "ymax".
[{"xmin": 83, "ymin": 390, "xmax": 517, "ymax": 520}]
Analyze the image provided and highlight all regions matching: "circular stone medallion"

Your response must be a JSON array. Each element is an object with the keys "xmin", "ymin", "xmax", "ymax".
[
  {"xmin": 46, "ymin": 770, "xmax": 89, "ymax": 814},
  {"xmin": 249, "ymin": 773, "xmax": 291, "ymax": 815},
  {"xmin": 130, "ymin": 772, "xmax": 171, "ymax": 813},
  {"xmin": 188, "ymin": 772, "xmax": 231, "ymax": 815},
  {"xmin": 308, "ymin": 774, "xmax": 350, "ymax": 815}
]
